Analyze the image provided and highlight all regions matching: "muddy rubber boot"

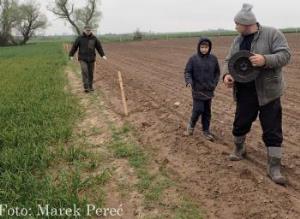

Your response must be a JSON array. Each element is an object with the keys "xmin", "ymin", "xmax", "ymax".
[
  {"xmin": 229, "ymin": 135, "xmax": 246, "ymax": 161},
  {"xmin": 267, "ymin": 147, "xmax": 287, "ymax": 185},
  {"xmin": 187, "ymin": 123, "xmax": 194, "ymax": 136}
]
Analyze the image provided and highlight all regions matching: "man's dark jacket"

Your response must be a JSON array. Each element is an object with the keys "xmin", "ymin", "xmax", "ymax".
[{"xmin": 69, "ymin": 33, "xmax": 105, "ymax": 62}]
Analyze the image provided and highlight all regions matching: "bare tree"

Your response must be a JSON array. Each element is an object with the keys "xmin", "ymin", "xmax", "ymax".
[
  {"xmin": 74, "ymin": 0, "xmax": 101, "ymax": 31},
  {"xmin": 0, "ymin": 0, "xmax": 19, "ymax": 46},
  {"xmin": 49, "ymin": 0, "xmax": 101, "ymax": 35},
  {"xmin": 16, "ymin": 1, "xmax": 47, "ymax": 45},
  {"xmin": 0, "ymin": 0, "xmax": 46, "ymax": 46}
]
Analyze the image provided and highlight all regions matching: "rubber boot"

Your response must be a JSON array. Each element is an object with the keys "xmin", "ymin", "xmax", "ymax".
[
  {"xmin": 229, "ymin": 135, "xmax": 246, "ymax": 161},
  {"xmin": 267, "ymin": 147, "xmax": 287, "ymax": 185}
]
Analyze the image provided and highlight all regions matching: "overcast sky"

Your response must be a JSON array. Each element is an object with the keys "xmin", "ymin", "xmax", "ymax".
[{"xmin": 36, "ymin": 0, "xmax": 300, "ymax": 35}]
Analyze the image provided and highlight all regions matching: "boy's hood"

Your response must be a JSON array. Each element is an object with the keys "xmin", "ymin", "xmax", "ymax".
[{"xmin": 197, "ymin": 38, "xmax": 212, "ymax": 56}]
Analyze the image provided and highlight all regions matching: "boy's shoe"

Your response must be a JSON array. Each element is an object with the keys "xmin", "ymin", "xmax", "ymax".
[
  {"xmin": 203, "ymin": 130, "xmax": 215, "ymax": 141},
  {"xmin": 89, "ymin": 87, "xmax": 95, "ymax": 92},
  {"xmin": 187, "ymin": 123, "xmax": 194, "ymax": 136},
  {"xmin": 84, "ymin": 89, "xmax": 89, "ymax": 93}
]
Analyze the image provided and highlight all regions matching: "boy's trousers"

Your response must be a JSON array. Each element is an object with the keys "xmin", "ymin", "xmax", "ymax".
[{"xmin": 190, "ymin": 98, "xmax": 212, "ymax": 131}]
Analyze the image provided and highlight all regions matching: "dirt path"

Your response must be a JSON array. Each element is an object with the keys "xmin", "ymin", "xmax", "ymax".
[
  {"xmin": 93, "ymin": 34, "xmax": 300, "ymax": 218},
  {"xmin": 67, "ymin": 66, "xmax": 142, "ymax": 219},
  {"xmin": 66, "ymin": 62, "xmax": 204, "ymax": 218}
]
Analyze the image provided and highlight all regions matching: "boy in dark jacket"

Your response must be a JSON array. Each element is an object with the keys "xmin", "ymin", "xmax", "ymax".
[
  {"xmin": 69, "ymin": 25, "xmax": 107, "ymax": 93},
  {"xmin": 184, "ymin": 38, "xmax": 220, "ymax": 141}
]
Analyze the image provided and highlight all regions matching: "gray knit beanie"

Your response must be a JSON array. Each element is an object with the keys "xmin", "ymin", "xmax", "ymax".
[{"xmin": 234, "ymin": 3, "xmax": 257, "ymax": 25}]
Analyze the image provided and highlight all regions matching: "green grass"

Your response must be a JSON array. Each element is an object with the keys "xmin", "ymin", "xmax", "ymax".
[
  {"xmin": 174, "ymin": 200, "xmax": 203, "ymax": 219},
  {"xmin": 0, "ymin": 43, "xmax": 95, "ymax": 217},
  {"xmin": 109, "ymin": 124, "xmax": 148, "ymax": 170}
]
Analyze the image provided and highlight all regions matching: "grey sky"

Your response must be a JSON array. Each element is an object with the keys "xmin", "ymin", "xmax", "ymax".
[{"xmin": 37, "ymin": 0, "xmax": 300, "ymax": 35}]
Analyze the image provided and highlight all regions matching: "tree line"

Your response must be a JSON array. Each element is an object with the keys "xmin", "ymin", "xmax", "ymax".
[{"xmin": 0, "ymin": 0, "xmax": 101, "ymax": 46}]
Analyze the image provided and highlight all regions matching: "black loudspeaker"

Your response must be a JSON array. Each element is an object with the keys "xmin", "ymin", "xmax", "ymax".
[{"xmin": 228, "ymin": 50, "xmax": 261, "ymax": 83}]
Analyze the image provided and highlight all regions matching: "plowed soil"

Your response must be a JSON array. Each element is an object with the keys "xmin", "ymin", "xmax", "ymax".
[{"xmin": 94, "ymin": 33, "xmax": 300, "ymax": 219}]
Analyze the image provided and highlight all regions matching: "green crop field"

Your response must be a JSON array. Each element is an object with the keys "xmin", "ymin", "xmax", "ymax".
[{"xmin": 0, "ymin": 43, "xmax": 89, "ymax": 217}]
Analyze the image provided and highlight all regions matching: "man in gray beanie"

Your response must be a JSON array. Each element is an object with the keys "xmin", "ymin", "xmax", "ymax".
[
  {"xmin": 234, "ymin": 3, "xmax": 257, "ymax": 25},
  {"xmin": 222, "ymin": 3, "xmax": 291, "ymax": 185}
]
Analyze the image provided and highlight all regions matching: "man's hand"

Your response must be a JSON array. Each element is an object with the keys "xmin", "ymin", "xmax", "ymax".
[
  {"xmin": 223, "ymin": 74, "xmax": 235, "ymax": 88},
  {"xmin": 249, "ymin": 53, "xmax": 266, "ymax": 67},
  {"xmin": 103, "ymin": 56, "xmax": 107, "ymax": 60}
]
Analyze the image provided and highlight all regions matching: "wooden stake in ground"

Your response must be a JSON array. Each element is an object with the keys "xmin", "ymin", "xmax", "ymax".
[{"xmin": 118, "ymin": 71, "xmax": 129, "ymax": 116}]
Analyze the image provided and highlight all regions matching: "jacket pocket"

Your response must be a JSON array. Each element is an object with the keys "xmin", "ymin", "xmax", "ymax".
[
  {"xmin": 264, "ymin": 75, "xmax": 282, "ymax": 98},
  {"xmin": 265, "ymin": 75, "xmax": 280, "ymax": 85}
]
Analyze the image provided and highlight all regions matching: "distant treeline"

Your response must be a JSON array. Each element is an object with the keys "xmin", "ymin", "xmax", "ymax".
[{"xmin": 30, "ymin": 27, "xmax": 300, "ymax": 43}]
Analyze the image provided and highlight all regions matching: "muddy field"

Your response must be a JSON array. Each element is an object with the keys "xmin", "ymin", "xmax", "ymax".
[{"xmin": 94, "ymin": 33, "xmax": 300, "ymax": 218}]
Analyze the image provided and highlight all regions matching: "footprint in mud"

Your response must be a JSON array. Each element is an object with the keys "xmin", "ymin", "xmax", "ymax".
[{"xmin": 239, "ymin": 168, "xmax": 259, "ymax": 183}]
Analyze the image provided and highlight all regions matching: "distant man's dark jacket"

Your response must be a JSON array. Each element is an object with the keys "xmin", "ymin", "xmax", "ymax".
[{"xmin": 69, "ymin": 33, "xmax": 105, "ymax": 62}]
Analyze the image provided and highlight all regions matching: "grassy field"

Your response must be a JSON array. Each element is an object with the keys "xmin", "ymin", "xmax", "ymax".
[{"xmin": 0, "ymin": 43, "xmax": 88, "ymax": 217}]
